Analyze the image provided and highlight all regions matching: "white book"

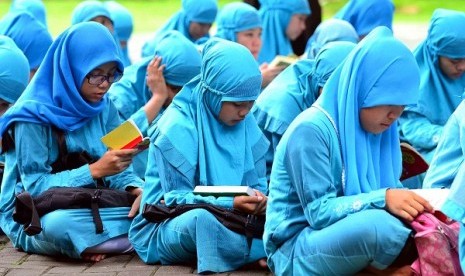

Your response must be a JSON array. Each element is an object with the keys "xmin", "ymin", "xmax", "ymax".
[
  {"xmin": 411, "ymin": 188, "xmax": 450, "ymax": 210},
  {"xmin": 193, "ymin": 186, "xmax": 255, "ymax": 197}
]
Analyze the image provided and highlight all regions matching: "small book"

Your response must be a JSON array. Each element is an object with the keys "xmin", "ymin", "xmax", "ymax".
[
  {"xmin": 400, "ymin": 142, "xmax": 429, "ymax": 181},
  {"xmin": 101, "ymin": 119, "xmax": 150, "ymax": 151},
  {"xmin": 193, "ymin": 186, "xmax": 256, "ymax": 197},
  {"xmin": 269, "ymin": 55, "xmax": 298, "ymax": 68},
  {"xmin": 411, "ymin": 188, "xmax": 449, "ymax": 210}
]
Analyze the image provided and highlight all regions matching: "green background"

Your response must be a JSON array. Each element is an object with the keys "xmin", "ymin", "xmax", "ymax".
[{"xmin": 1, "ymin": 0, "xmax": 464, "ymax": 37}]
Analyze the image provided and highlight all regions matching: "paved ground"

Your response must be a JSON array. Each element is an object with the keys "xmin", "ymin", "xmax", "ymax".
[
  {"xmin": 0, "ymin": 23, "xmax": 427, "ymax": 276},
  {"xmin": 0, "ymin": 234, "xmax": 271, "ymax": 276}
]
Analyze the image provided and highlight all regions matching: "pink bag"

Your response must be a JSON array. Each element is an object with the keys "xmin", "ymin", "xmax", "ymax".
[{"xmin": 410, "ymin": 211, "xmax": 463, "ymax": 276}]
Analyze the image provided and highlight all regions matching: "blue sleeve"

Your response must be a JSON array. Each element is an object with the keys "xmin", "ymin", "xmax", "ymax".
[
  {"xmin": 15, "ymin": 122, "xmax": 95, "ymax": 197},
  {"xmin": 129, "ymin": 107, "xmax": 150, "ymax": 137},
  {"xmin": 399, "ymin": 110, "xmax": 443, "ymax": 150},
  {"xmin": 108, "ymin": 81, "xmax": 140, "ymax": 122},
  {"xmin": 285, "ymin": 123, "xmax": 386, "ymax": 230},
  {"xmin": 154, "ymin": 147, "xmax": 235, "ymax": 209}
]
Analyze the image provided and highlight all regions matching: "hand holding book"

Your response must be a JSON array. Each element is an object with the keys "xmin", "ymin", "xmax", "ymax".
[{"xmin": 101, "ymin": 119, "xmax": 150, "ymax": 152}]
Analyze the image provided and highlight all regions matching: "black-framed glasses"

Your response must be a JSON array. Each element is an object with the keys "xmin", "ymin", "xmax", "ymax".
[{"xmin": 86, "ymin": 71, "xmax": 123, "ymax": 85}]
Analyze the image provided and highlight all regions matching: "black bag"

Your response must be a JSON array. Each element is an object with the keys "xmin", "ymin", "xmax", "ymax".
[
  {"xmin": 12, "ymin": 128, "xmax": 136, "ymax": 236},
  {"xmin": 142, "ymin": 203, "xmax": 265, "ymax": 240}
]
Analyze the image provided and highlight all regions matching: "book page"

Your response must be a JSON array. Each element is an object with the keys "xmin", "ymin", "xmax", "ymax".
[
  {"xmin": 101, "ymin": 119, "xmax": 145, "ymax": 150},
  {"xmin": 411, "ymin": 188, "xmax": 449, "ymax": 210}
]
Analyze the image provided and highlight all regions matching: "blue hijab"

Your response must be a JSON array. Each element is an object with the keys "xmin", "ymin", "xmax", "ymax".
[
  {"xmin": 334, "ymin": 0, "xmax": 394, "ymax": 37},
  {"xmin": 10, "ymin": 0, "xmax": 47, "ymax": 27},
  {"xmin": 109, "ymin": 30, "xmax": 201, "ymax": 113},
  {"xmin": 0, "ymin": 22, "xmax": 123, "ymax": 135},
  {"xmin": 0, "ymin": 35, "xmax": 29, "ymax": 104},
  {"xmin": 406, "ymin": 9, "xmax": 465, "ymax": 125},
  {"xmin": 305, "ymin": 18, "xmax": 359, "ymax": 59},
  {"xmin": 154, "ymin": 38, "xmax": 268, "ymax": 185},
  {"xmin": 254, "ymin": 41, "xmax": 355, "ymax": 135},
  {"xmin": 71, "ymin": 0, "xmax": 112, "ymax": 25},
  {"xmin": 0, "ymin": 11, "xmax": 52, "ymax": 71},
  {"xmin": 215, "ymin": 2, "xmax": 261, "ymax": 42},
  {"xmin": 315, "ymin": 27, "xmax": 420, "ymax": 195},
  {"xmin": 104, "ymin": 1, "xmax": 133, "ymax": 67},
  {"xmin": 257, "ymin": 0, "xmax": 310, "ymax": 64},
  {"xmin": 141, "ymin": 0, "xmax": 217, "ymax": 58}
]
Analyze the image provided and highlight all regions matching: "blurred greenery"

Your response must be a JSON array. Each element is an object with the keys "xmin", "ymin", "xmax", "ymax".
[{"xmin": 0, "ymin": 0, "xmax": 464, "ymax": 37}]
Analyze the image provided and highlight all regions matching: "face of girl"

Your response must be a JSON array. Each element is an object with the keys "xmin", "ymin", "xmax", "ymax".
[
  {"xmin": 438, "ymin": 56, "xmax": 465, "ymax": 80},
  {"xmin": 219, "ymin": 101, "xmax": 254, "ymax": 126},
  {"xmin": 236, "ymin": 28, "xmax": 262, "ymax": 59},
  {"xmin": 189, "ymin": 22, "xmax": 212, "ymax": 40},
  {"xmin": 81, "ymin": 62, "xmax": 119, "ymax": 103},
  {"xmin": 359, "ymin": 105, "xmax": 405, "ymax": 134},
  {"xmin": 91, "ymin": 16, "xmax": 114, "ymax": 33},
  {"xmin": 286, "ymin": 14, "xmax": 307, "ymax": 41}
]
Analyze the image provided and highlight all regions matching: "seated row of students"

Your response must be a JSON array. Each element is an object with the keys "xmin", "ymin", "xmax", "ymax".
[{"xmin": 1, "ymin": 2, "xmax": 465, "ymax": 275}]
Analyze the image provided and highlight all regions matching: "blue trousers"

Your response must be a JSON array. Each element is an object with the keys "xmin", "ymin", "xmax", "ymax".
[
  {"xmin": 269, "ymin": 209, "xmax": 411, "ymax": 275},
  {"xmin": 156, "ymin": 209, "xmax": 266, "ymax": 273}
]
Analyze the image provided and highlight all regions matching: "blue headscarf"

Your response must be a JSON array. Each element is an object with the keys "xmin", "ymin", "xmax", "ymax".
[
  {"xmin": 109, "ymin": 30, "xmax": 201, "ymax": 113},
  {"xmin": 104, "ymin": 1, "xmax": 133, "ymax": 66},
  {"xmin": 0, "ymin": 35, "xmax": 29, "ymax": 104},
  {"xmin": 0, "ymin": 11, "xmax": 52, "ymax": 71},
  {"xmin": 257, "ymin": 0, "xmax": 311, "ymax": 64},
  {"xmin": 334, "ymin": 0, "xmax": 394, "ymax": 37},
  {"xmin": 315, "ymin": 26, "xmax": 420, "ymax": 195},
  {"xmin": 406, "ymin": 9, "xmax": 465, "ymax": 125},
  {"xmin": 154, "ymin": 38, "xmax": 268, "ymax": 185},
  {"xmin": 141, "ymin": 0, "xmax": 217, "ymax": 58},
  {"xmin": 254, "ymin": 41, "xmax": 355, "ymax": 135},
  {"xmin": 10, "ymin": 0, "xmax": 47, "ymax": 27},
  {"xmin": 0, "ymin": 22, "xmax": 123, "ymax": 135},
  {"xmin": 71, "ymin": 0, "xmax": 112, "ymax": 25},
  {"xmin": 215, "ymin": 2, "xmax": 261, "ymax": 42},
  {"xmin": 305, "ymin": 18, "xmax": 359, "ymax": 59}
]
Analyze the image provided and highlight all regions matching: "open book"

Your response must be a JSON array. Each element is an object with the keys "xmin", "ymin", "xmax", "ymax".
[
  {"xmin": 400, "ymin": 142, "xmax": 429, "ymax": 181},
  {"xmin": 193, "ymin": 186, "xmax": 255, "ymax": 197},
  {"xmin": 101, "ymin": 119, "xmax": 150, "ymax": 151},
  {"xmin": 270, "ymin": 55, "xmax": 298, "ymax": 68},
  {"xmin": 411, "ymin": 188, "xmax": 449, "ymax": 211}
]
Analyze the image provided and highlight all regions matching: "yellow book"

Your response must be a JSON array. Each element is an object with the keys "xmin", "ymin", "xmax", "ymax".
[
  {"xmin": 101, "ymin": 119, "xmax": 149, "ymax": 150},
  {"xmin": 270, "ymin": 55, "xmax": 298, "ymax": 68}
]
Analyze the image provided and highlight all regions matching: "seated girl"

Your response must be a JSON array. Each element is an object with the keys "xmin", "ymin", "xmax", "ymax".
[
  {"xmin": 129, "ymin": 38, "xmax": 269, "ymax": 273},
  {"xmin": 0, "ymin": 22, "xmax": 143, "ymax": 262},
  {"xmin": 264, "ymin": 26, "xmax": 432, "ymax": 275}
]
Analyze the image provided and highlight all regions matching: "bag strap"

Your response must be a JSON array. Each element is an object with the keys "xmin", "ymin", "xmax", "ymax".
[
  {"xmin": 12, "ymin": 192, "xmax": 43, "ymax": 236},
  {"xmin": 91, "ymin": 190, "xmax": 104, "ymax": 234}
]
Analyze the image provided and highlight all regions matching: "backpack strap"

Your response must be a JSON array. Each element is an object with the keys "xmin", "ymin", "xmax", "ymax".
[
  {"xmin": 91, "ymin": 190, "xmax": 104, "ymax": 234},
  {"xmin": 12, "ymin": 192, "xmax": 43, "ymax": 236}
]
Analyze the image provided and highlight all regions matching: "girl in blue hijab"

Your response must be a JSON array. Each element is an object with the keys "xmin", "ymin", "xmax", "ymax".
[
  {"xmin": 214, "ymin": 2, "xmax": 282, "ymax": 88},
  {"xmin": 305, "ymin": 18, "xmax": 359, "ymax": 59},
  {"xmin": 253, "ymin": 41, "xmax": 356, "ymax": 180},
  {"xmin": 264, "ymin": 27, "xmax": 433, "ymax": 275},
  {"xmin": 0, "ymin": 22, "xmax": 143, "ymax": 262},
  {"xmin": 104, "ymin": 1, "xmax": 134, "ymax": 67},
  {"xmin": 0, "ymin": 11, "xmax": 52, "ymax": 80},
  {"xmin": 129, "ymin": 38, "xmax": 269, "ymax": 273},
  {"xmin": 108, "ymin": 30, "xmax": 201, "ymax": 179},
  {"xmin": 334, "ymin": 0, "xmax": 394, "ymax": 39},
  {"xmin": 257, "ymin": 0, "xmax": 311, "ymax": 64},
  {"xmin": 398, "ymin": 9, "xmax": 465, "ymax": 177},
  {"xmin": 141, "ymin": 0, "xmax": 218, "ymax": 58},
  {"xmin": 9, "ymin": 0, "xmax": 47, "ymax": 28}
]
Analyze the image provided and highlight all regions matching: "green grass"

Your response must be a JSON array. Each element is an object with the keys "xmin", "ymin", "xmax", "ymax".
[{"xmin": 1, "ymin": 0, "xmax": 465, "ymax": 37}]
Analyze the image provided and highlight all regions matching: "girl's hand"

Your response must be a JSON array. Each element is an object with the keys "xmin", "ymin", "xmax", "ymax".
[
  {"xmin": 89, "ymin": 148, "xmax": 138, "ymax": 178},
  {"xmin": 260, "ymin": 63, "xmax": 285, "ymax": 87},
  {"xmin": 146, "ymin": 56, "xmax": 169, "ymax": 103},
  {"xmin": 385, "ymin": 189, "xmax": 433, "ymax": 222},
  {"xmin": 128, "ymin": 187, "xmax": 143, "ymax": 218},
  {"xmin": 233, "ymin": 193, "xmax": 266, "ymax": 214}
]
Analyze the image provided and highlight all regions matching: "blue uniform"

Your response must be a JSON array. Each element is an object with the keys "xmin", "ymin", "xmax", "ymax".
[
  {"xmin": 104, "ymin": 1, "xmax": 134, "ymax": 67},
  {"xmin": 0, "ymin": 22, "xmax": 143, "ymax": 259},
  {"xmin": 264, "ymin": 27, "xmax": 421, "ymax": 275},
  {"xmin": 129, "ymin": 38, "xmax": 269, "ymax": 273}
]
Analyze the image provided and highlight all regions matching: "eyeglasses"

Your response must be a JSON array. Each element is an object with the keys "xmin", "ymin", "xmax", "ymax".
[{"xmin": 86, "ymin": 71, "xmax": 123, "ymax": 86}]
